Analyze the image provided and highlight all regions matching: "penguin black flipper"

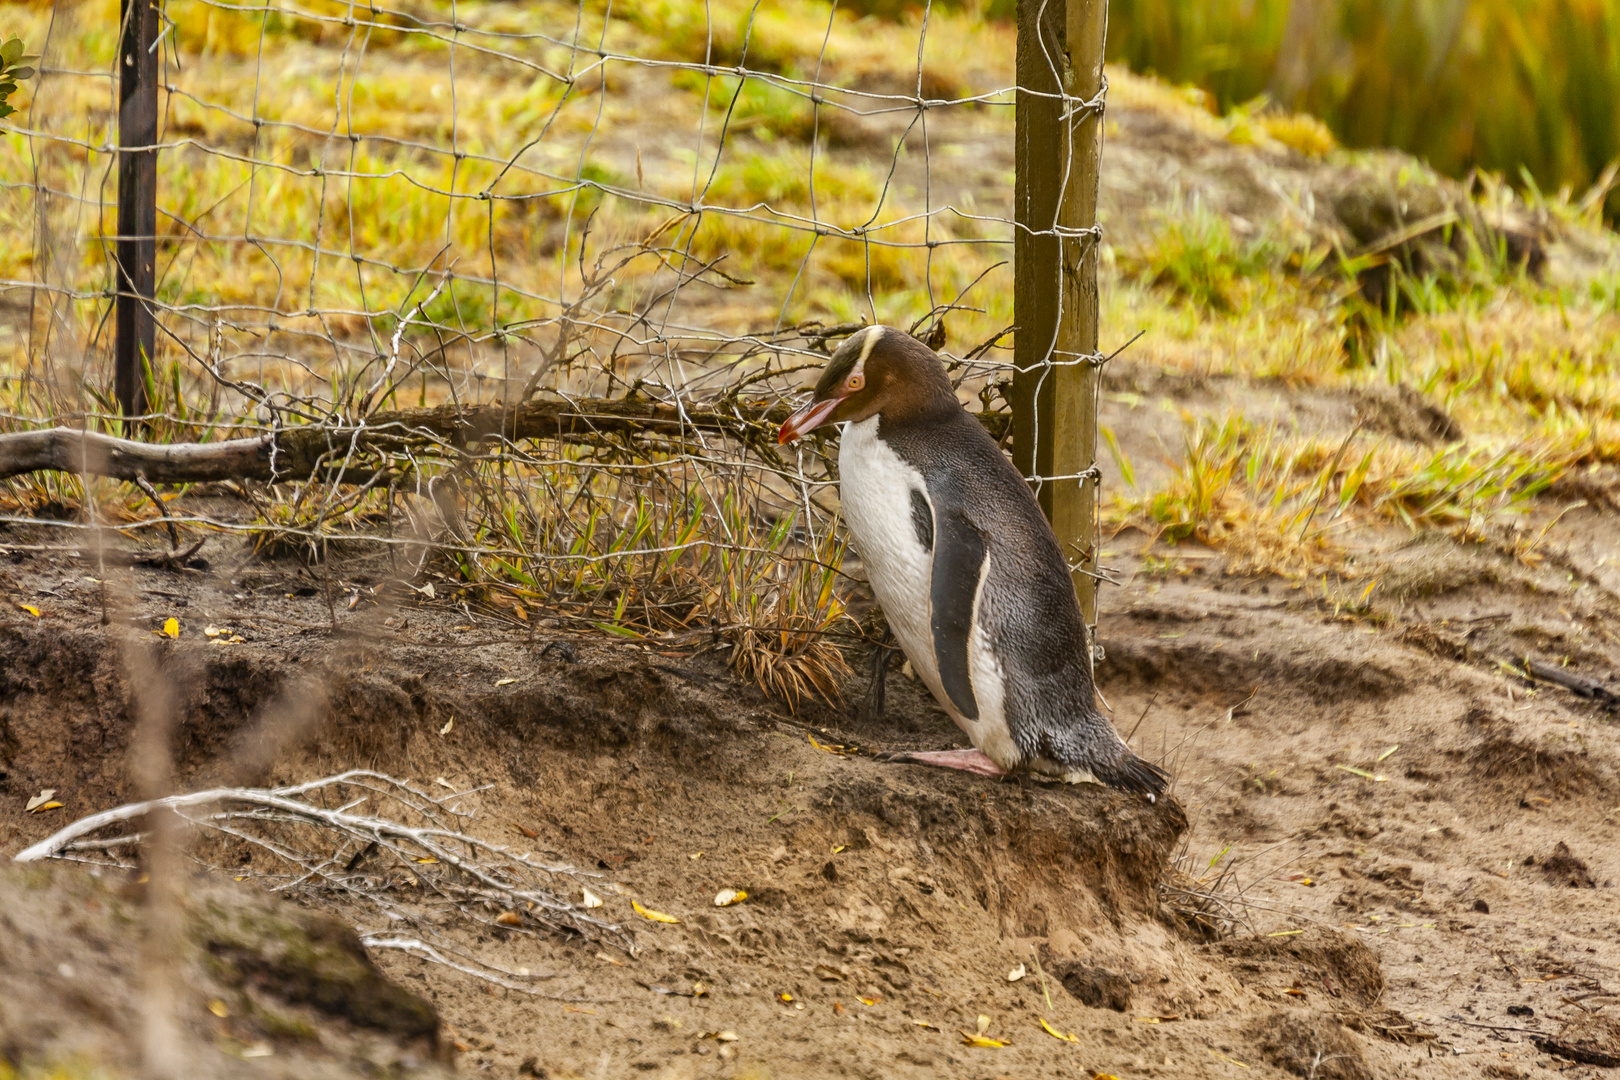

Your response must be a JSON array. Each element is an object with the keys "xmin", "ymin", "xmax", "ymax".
[{"xmin": 929, "ymin": 503, "xmax": 984, "ymax": 721}]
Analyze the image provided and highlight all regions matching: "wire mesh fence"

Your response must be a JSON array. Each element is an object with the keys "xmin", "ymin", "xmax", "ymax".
[{"xmin": 0, "ymin": 0, "xmax": 1107, "ymax": 701}]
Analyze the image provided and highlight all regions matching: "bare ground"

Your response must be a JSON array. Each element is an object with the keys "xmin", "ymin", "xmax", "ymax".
[{"xmin": 1, "ymin": 473, "xmax": 1618, "ymax": 1080}]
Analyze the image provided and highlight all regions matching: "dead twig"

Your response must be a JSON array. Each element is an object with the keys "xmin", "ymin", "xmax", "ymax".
[{"xmin": 15, "ymin": 770, "xmax": 634, "ymax": 988}]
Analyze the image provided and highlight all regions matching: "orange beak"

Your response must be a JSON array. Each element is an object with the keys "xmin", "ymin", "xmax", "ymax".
[{"xmin": 777, "ymin": 396, "xmax": 843, "ymax": 445}]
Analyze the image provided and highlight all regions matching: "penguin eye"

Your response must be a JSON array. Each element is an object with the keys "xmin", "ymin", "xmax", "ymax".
[{"xmin": 846, "ymin": 373, "xmax": 865, "ymax": 392}]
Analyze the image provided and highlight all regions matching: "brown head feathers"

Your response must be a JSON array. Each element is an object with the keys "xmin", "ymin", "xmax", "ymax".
[{"xmin": 778, "ymin": 326, "xmax": 957, "ymax": 444}]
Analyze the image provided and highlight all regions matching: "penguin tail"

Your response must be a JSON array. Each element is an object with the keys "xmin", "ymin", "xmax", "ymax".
[{"xmin": 1094, "ymin": 750, "xmax": 1170, "ymax": 802}]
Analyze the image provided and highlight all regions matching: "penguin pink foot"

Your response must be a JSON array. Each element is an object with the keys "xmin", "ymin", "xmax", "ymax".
[
  {"xmin": 880, "ymin": 748, "xmax": 1007, "ymax": 777},
  {"xmin": 780, "ymin": 326, "xmax": 1169, "ymax": 801}
]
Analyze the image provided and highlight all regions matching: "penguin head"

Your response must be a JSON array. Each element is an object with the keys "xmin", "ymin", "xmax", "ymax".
[{"xmin": 777, "ymin": 325, "xmax": 955, "ymax": 444}]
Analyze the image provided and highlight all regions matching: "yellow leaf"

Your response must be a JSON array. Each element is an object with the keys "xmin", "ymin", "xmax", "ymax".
[
  {"xmin": 632, "ymin": 899, "xmax": 679, "ymax": 924},
  {"xmin": 960, "ymin": 1032, "xmax": 1008, "ymax": 1048},
  {"xmin": 414, "ymin": 857, "xmax": 438, "ymax": 864},
  {"xmin": 207, "ymin": 1000, "xmax": 229, "ymax": 1018},
  {"xmin": 831, "ymin": 844, "xmax": 846, "ymax": 854},
  {"xmin": 713, "ymin": 888, "xmax": 747, "ymax": 907},
  {"xmin": 777, "ymin": 992, "xmax": 794, "ymax": 1003},
  {"xmin": 1039, "ymin": 1017, "xmax": 1078, "ymax": 1042},
  {"xmin": 18, "ymin": 604, "xmax": 40, "ymax": 617},
  {"xmin": 912, "ymin": 1019, "xmax": 937, "ymax": 1029},
  {"xmin": 24, "ymin": 789, "xmax": 56, "ymax": 811},
  {"xmin": 859, "ymin": 996, "xmax": 881, "ymax": 1006},
  {"xmin": 162, "ymin": 617, "xmax": 179, "ymax": 639},
  {"xmin": 31, "ymin": 801, "xmax": 62, "ymax": 812},
  {"xmin": 1093, "ymin": 1074, "xmax": 1123, "ymax": 1080},
  {"xmin": 1208, "ymin": 1049, "xmax": 1251, "ymax": 1068}
]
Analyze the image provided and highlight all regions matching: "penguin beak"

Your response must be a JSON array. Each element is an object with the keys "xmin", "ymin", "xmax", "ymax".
[{"xmin": 777, "ymin": 396, "xmax": 843, "ymax": 444}]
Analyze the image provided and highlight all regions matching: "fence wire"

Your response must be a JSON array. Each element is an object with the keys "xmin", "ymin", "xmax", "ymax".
[{"xmin": 0, "ymin": 0, "xmax": 1104, "ymax": 701}]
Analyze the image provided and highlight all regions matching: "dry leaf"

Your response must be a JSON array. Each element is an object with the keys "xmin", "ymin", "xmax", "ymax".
[
  {"xmin": 960, "ymin": 1032, "xmax": 1009, "ymax": 1048},
  {"xmin": 17, "ymin": 604, "xmax": 40, "ymax": 617},
  {"xmin": 496, "ymin": 677, "xmax": 516, "ymax": 687},
  {"xmin": 713, "ymin": 888, "xmax": 747, "ymax": 907},
  {"xmin": 207, "ymin": 1000, "xmax": 229, "ymax": 1018},
  {"xmin": 631, "ymin": 899, "xmax": 679, "ymax": 924},
  {"xmin": 513, "ymin": 822, "xmax": 538, "ymax": 838},
  {"xmin": 439, "ymin": 716, "xmax": 454, "ymax": 736},
  {"xmin": 1208, "ymin": 1049, "xmax": 1251, "ymax": 1068},
  {"xmin": 205, "ymin": 626, "xmax": 224, "ymax": 637},
  {"xmin": 1007, "ymin": 963, "xmax": 1026, "ymax": 982},
  {"xmin": 912, "ymin": 1019, "xmax": 937, "ymax": 1030},
  {"xmin": 162, "ymin": 617, "xmax": 179, "ymax": 639},
  {"xmin": 581, "ymin": 887, "xmax": 604, "ymax": 909},
  {"xmin": 24, "ymin": 789, "xmax": 56, "ymax": 811},
  {"xmin": 594, "ymin": 951, "xmax": 623, "ymax": 966},
  {"xmin": 814, "ymin": 964, "xmax": 845, "ymax": 981},
  {"xmin": 434, "ymin": 777, "xmax": 454, "ymax": 790},
  {"xmin": 976, "ymin": 1014, "xmax": 991, "ymax": 1035},
  {"xmin": 240, "ymin": 1043, "xmax": 273, "ymax": 1058},
  {"xmin": 714, "ymin": 1032, "xmax": 738, "ymax": 1043},
  {"xmin": 495, "ymin": 911, "xmax": 522, "ymax": 926},
  {"xmin": 689, "ymin": 851, "xmax": 704, "ymax": 860},
  {"xmin": 1038, "ymin": 1017, "xmax": 1078, "ymax": 1042},
  {"xmin": 833, "ymin": 1001, "xmax": 846, "ymax": 1015}
]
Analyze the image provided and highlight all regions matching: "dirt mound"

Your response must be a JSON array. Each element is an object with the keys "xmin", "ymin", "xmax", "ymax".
[
  {"xmin": 1219, "ymin": 927, "xmax": 1385, "ymax": 1009},
  {"xmin": 1246, "ymin": 1010, "xmax": 1372, "ymax": 1080},
  {"xmin": 0, "ymin": 863, "xmax": 446, "ymax": 1078}
]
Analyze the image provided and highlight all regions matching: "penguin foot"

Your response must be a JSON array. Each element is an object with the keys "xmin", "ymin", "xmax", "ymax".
[
  {"xmin": 855, "ymin": 643, "xmax": 893, "ymax": 724},
  {"xmin": 877, "ymin": 748, "xmax": 1007, "ymax": 777}
]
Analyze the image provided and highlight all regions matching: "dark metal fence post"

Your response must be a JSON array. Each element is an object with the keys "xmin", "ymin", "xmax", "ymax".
[
  {"xmin": 1012, "ymin": 0, "xmax": 1106, "ymax": 628},
  {"xmin": 116, "ymin": 0, "xmax": 159, "ymax": 429}
]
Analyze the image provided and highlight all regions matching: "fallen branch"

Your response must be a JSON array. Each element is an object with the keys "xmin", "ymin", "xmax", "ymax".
[
  {"xmin": 1510, "ymin": 657, "xmax": 1619, "ymax": 707},
  {"xmin": 0, "ymin": 399, "xmax": 1013, "ymax": 485},
  {"xmin": 15, "ymin": 770, "xmax": 634, "ymax": 987}
]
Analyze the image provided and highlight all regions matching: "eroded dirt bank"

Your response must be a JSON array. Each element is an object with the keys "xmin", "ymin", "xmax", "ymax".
[{"xmin": 2, "ymin": 515, "xmax": 1619, "ymax": 1078}]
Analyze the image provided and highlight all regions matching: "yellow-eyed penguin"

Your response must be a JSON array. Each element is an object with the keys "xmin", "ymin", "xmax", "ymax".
[{"xmin": 778, "ymin": 326, "xmax": 1167, "ymax": 799}]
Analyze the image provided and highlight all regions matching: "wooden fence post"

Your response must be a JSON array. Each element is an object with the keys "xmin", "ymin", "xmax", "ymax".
[
  {"xmin": 116, "ymin": 0, "xmax": 159, "ymax": 429},
  {"xmin": 1011, "ymin": 0, "xmax": 1107, "ymax": 630}
]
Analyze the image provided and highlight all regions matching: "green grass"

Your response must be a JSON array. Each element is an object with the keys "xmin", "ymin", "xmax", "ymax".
[{"xmin": 1108, "ymin": 0, "xmax": 1620, "ymax": 217}]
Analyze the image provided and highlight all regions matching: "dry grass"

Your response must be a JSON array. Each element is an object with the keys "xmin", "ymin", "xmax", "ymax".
[{"xmin": 1, "ymin": 0, "xmax": 1617, "ymax": 682}]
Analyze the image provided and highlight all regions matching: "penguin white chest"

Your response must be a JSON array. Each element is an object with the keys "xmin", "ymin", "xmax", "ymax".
[
  {"xmin": 838, "ymin": 418, "xmax": 1017, "ymax": 769},
  {"xmin": 838, "ymin": 417, "xmax": 942, "ymax": 699}
]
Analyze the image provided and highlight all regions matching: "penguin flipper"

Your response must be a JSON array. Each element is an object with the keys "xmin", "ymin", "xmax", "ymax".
[{"xmin": 929, "ymin": 505, "xmax": 985, "ymax": 720}]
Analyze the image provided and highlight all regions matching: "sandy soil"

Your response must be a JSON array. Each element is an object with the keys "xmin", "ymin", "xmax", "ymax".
[{"xmin": 1, "ymin": 468, "xmax": 1618, "ymax": 1080}]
